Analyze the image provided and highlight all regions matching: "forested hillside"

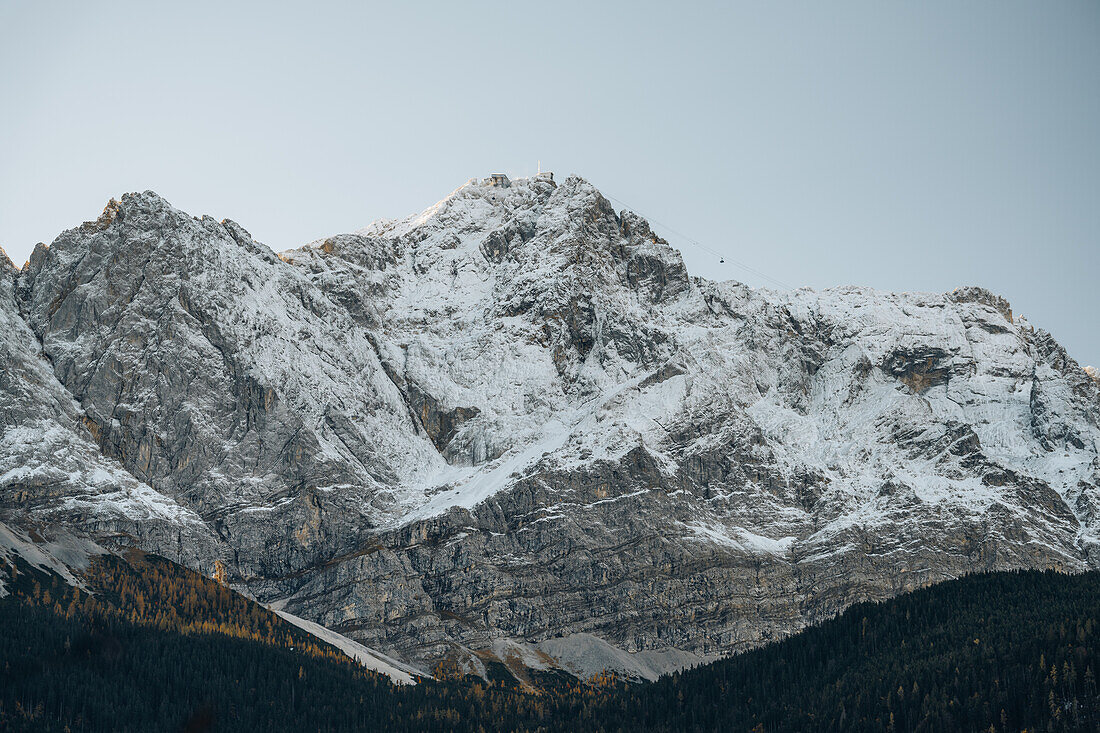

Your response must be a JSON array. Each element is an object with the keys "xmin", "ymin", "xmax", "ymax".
[
  {"xmin": 594, "ymin": 569, "xmax": 1100, "ymax": 732},
  {"xmin": 2, "ymin": 553, "xmax": 1097, "ymax": 731}
]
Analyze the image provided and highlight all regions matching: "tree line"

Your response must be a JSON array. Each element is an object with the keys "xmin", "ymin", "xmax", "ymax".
[{"xmin": 1, "ymin": 548, "xmax": 1097, "ymax": 731}]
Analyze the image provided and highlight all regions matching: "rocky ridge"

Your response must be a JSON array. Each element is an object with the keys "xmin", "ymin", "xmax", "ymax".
[{"xmin": 2, "ymin": 176, "xmax": 1098, "ymax": 677}]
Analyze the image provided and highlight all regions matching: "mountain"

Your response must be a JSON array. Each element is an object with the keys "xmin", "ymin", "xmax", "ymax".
[{"xmin": 2, "ymin": 174, "xmax": 1099, "ymax": 676}]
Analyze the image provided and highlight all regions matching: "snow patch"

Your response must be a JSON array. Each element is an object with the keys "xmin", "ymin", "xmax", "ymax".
[{"xmin": 682, "ymin": 522, "xmax": 796, "ymax": 557}]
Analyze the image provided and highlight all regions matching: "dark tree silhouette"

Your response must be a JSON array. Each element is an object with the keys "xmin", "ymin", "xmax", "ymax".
[{"xmin": 2, "ymin": 548, "xmax": 1098, "ymax": 732}]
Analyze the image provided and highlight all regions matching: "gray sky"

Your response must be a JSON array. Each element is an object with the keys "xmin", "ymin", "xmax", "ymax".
[{"xmin": 2, "ymin": 1, "xmax": 1097, "ymax": 366}]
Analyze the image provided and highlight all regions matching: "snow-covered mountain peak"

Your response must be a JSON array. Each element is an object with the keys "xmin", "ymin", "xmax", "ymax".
[
  {"xmin": 350, "ymin": 174, "xmax": 557, "ymax": 242},
  {"xmin": 54, "ymin": 190, "xmax": 282, "ymax": 266},
  {"xmin": 3, "ymin": 178, "xmax": 1100, "ymax": 676},
  {"xmin": 329, "ymin": 174, "xmax": 681, "ymax": 281}
]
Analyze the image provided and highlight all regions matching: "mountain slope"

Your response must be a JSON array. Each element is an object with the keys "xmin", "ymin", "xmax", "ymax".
[
  {"xmin": 3, "ymin": 561, "xmax": 1098, "ymax": 732},
  {"xmin": 0, "ymin": 248, "xmax": 216, "ymax": 566},
  {"xmin": 2, "ymin": 175, "xmax": 1098, "ymax": 673},
  {"xmin": 0, "ymin": 536, "xmax": 410, "ymax": 732},
  {"xmin": 556, "ymin": 568, "xmax": 1100, "ymax": 732}
]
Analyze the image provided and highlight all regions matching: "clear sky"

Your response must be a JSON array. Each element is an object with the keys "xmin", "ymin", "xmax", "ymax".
[{"xmin": 2, "ymin": 1, "xmax": 1097, "ymax": 366}]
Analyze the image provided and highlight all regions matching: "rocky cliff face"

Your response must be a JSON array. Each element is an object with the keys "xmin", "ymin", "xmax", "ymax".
[{"xmin": 2, "ymin": 176, "xmax": 1099, "ymax": 676}]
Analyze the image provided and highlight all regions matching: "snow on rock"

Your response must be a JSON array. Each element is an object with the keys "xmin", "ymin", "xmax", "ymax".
[
  {"xmin": 3, "ymin": 175, "xmax": 1099, "ymax": 678},
  {"xmin": 0, "ymin": 521, "xmax": 105, "ymax": 591},
  {"xmin": 0, "ymin": 248, "xmax": 219, "ymax": 567},
  {"xmin": 682, "ymin": 521, "xmax": 797, "ymax": 557}
]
